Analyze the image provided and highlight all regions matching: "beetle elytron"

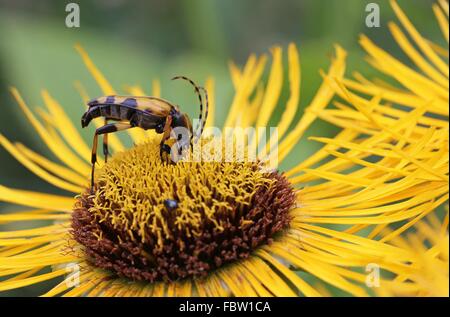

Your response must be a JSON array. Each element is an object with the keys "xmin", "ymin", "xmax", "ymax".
[{"xmin": 81, "ymin": 76, "xmax": 208, "ymax": 192}]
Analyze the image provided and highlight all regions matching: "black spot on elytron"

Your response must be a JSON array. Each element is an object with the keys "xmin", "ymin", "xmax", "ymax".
[
  {"xmin": 164, "ymin": 199, "xmax": 178, "ymax": 211},
  {"xmin": 122, "ymin": 98, "xmax": 138, "ymax": 107},
  {"xmin": 105, "ymin": 96, "xmax": 115, "ymax": 104}
]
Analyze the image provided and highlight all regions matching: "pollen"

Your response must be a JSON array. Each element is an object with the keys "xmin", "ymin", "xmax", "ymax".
[{"xmin": 71, "ymin": 138, "xmax": 295, "ymax": 282}]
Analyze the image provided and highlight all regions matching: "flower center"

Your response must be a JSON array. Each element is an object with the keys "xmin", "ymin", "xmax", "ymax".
[{"xmin": 71, "ymin": 139, "xmax": 295, "ymax": 282}]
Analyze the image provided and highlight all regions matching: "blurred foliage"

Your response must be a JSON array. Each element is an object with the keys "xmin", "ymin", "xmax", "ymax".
[{"xmin": 0, "ymin": 0, "xmax": 440, "ymax": 296}]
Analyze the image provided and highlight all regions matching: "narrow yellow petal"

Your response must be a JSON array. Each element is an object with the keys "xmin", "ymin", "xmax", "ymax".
[
  {"xmin": 224, "ymin": 54, "xmax": 267, "ymax": 128},
  {"xmin": 0, "ymin": 268, "xmax": 67, "ymax": 292},
  {"xmin": 15, "ymin": 143, "xmax": 88, "ymax": 186},
  {"xmin": 0, "ymin": 224, "xmax": 66, "ymax": 239},
  {"xmin": 152, "ymin": 79, "xmax": 161, "ymax": 97},
  {"xmin": 257, "ymin": 249, "xmax": 321, "ymax": 296},
  {"xmin": 41, "ymin": 90, "xmax": 93, "ymax": 161},
  {"xmin": 342, "ymin": 77, "xmax": 448, "ymax": 116},
  {"xmin": 360, "ymin": 35, "xmax": 448, "ymax": 101},
  {"xmin": 74, "ymin": 44, "xmax": 116, "ymax": 94},
  {"xmin": 439, "ymin": 0, "xmax": 449, "ymax": 16},
  {"xmin": 204, "ymin": 77, "xmax": 215, "ymax": 129},
  {"xmin": 218, "ymin": 269, "xmax": 252, "ymax": 296},
  {"xmin": 278, "ymin": 45, "xmax": 347, "ymax": 162},
  {"xmin": 433, "ymin": 4, "xmax": 449, "ymax": 43},
  {"xmin": 427, "ymin": 40, "xmax": 449, "ymax": 58},
  {"xmin": 268, "ymin": 244, "xmax": 367, "ymax": 296},
  {"xmin": 252, "ymin": 46, "xmax": 283, "ymax": 146},
  {"xmin": 0, "ymin": 134, "xmax": 84, "ymax": 193},
  {"xmin": 243, "ymin": 257, "xmax": 297, "ymax": 296},
  {"xmin": 61, "ymin": 278, "xmax": 99, "ymax": 297},
  {"xmin": 9, "ymin": 87, "xmax": 91, "ymax": 175},
  {"xmin": 390, "ymin": 0, "xmax": 448, "ymax": 77},
  {"xmin": 234, "ymin": 265, "xmax": 273, "ymax": 297},
  {"xmin": 274, "ymin": 43, "xmax": 301, "ymax": 141},
  {"xmin": 0, "ymin": 185, "xmax": 73, "ymax": 210},
  {"xmin": 0, "ymin": 210, "xmax": 69, "ymax": 227},
  {"xmin": 0, "ymin": 234, "xmax": 69, "ymax": 248},
  {"xmin": 388, "ymin": 22, "xmax": 448, "ymax": 87},
  {"xmin": 228, "ymin": 61, "xmax": 242, "ymax": 89}
]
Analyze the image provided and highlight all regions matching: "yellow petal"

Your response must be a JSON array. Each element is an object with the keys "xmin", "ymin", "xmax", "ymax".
[
  {"xmin": 252, "ymin": 46, "xmax": 283, "ymax": 147},
  {"xmin": 0, "ymin": 185, "xmax": 73, "ymax": 210},
  {"xmin": 204, "ymin": 77, "xmax": 215, "ymax": 129},
  {"xmin": 433, "ymin": 4, "xmax": 449, "ymax": 43},
  {"xmin": 224, "ymin": 54, "xmax": 267, "ymax": 128},
  {"xmin": 0, "ymin": 268, "xmax": 67, "ymax": 292},
  {"xmin": 277, "ymin": 45, "xmax": 347, "ymax": 162},
  {"xmin": 274, "ymin": 43, "xmax": 301, "ymax": 141},
  {"xmin": 9, "ymin": 87, "xmax": 91, "ymax": 175},
  {"xmin": 74, "ymin": 44, "xmax": 115, "ymax": 94},
  {"xmin": 15, "ymin": 143, "xmax": 88, "ymax": 186},
  {"xmin": 0, "ymin": 134, "xmax": 84, "ymax": 193},
  {"xmin": 41, "ymin": 90, "xmax": 93, "ymax": 161},
  {"xmin": 390, "ymin": 0, "xmax": 448, "ymax": 77}
]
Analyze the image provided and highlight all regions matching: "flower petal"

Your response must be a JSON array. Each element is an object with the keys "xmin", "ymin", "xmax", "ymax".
[
  {"xmin": 0, "ymin": 185, "xmax": 73, "ymax": 210},
  {"xmin": 224, "ymin": 54, "xmax": 267, "ymax": 128},
  {"xmin": 0, "ymin": 134, "xmax": 84, "ymax": 193},
  {"xmin": 277, "ymin": 45, "xmax": 347, "ymax": 162},
  {"xmin": 41, "ymin": 90, "xmax": 93, "ymax": 162},
  {"xmin": 9, "ymin": 87, "xmax": 91, "ymax": 176},
  {"xmin": 252, "ymin": 46, "xmax": 283, "ymax": 147},
  {"xmin": 390, "ymin": 0, "xmax": 448, "ymax": 77}
]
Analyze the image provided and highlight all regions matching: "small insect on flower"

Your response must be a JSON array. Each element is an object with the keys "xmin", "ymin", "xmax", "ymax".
[
  {"xmin": 163, "ymin": 198, "xmax": 179, "ymax": 211},
  {"xmin": 81, "ymin": 76, "xmax": 209, "ymax": 191}
]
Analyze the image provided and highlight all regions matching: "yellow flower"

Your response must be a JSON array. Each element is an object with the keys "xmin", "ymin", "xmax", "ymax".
[
  {"xmin": 376, "ymin": 209, "xmax": 449, "ymax": 297},
  {"xmin": 0, "ymin": 1, "xmax": 448, "ymax": 296}
]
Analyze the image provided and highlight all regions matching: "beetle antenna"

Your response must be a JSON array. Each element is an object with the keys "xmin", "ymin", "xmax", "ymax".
[
  {"xmin": 171, "ymin": 76, "xmax": 206, "ymax": 142},
  {"xmin": 198, "ymin": 86, "xmax": 208, "ymax": 138}
]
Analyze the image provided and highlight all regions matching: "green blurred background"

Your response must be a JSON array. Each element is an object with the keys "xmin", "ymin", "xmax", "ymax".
[{"xmin": 0, "ymin": 0, "xmax": 439, "ymax": 296}]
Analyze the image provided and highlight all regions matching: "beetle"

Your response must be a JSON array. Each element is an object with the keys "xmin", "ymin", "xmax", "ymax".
[{"xmin": 81, "ymin": 76, "xmax": 208, "ymax": 192}]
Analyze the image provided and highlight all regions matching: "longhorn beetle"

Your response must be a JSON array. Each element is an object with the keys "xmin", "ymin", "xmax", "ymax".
[{"xmin": 81, "ymin": 76, "xmax": 208, "ymax": 192}]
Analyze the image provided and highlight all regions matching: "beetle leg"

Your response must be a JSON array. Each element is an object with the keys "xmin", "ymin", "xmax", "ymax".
[
  {"xmin": 103, "ymin": 119, "xmax": 109, "ymax": 163},
  {"xmin": 159, "ymin": 116, "xmax": 173, "ymax": 163},
  {"xmin": 103, "ymin": 133, "xmax": 109, "ymax": 162},
  {"xmin": 160, "ymin": 143, "xmax": 172, "ymax": 163},
  {"xmin": 90, "ymin": 122, "xmax": 132, "ymax": 193}
]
